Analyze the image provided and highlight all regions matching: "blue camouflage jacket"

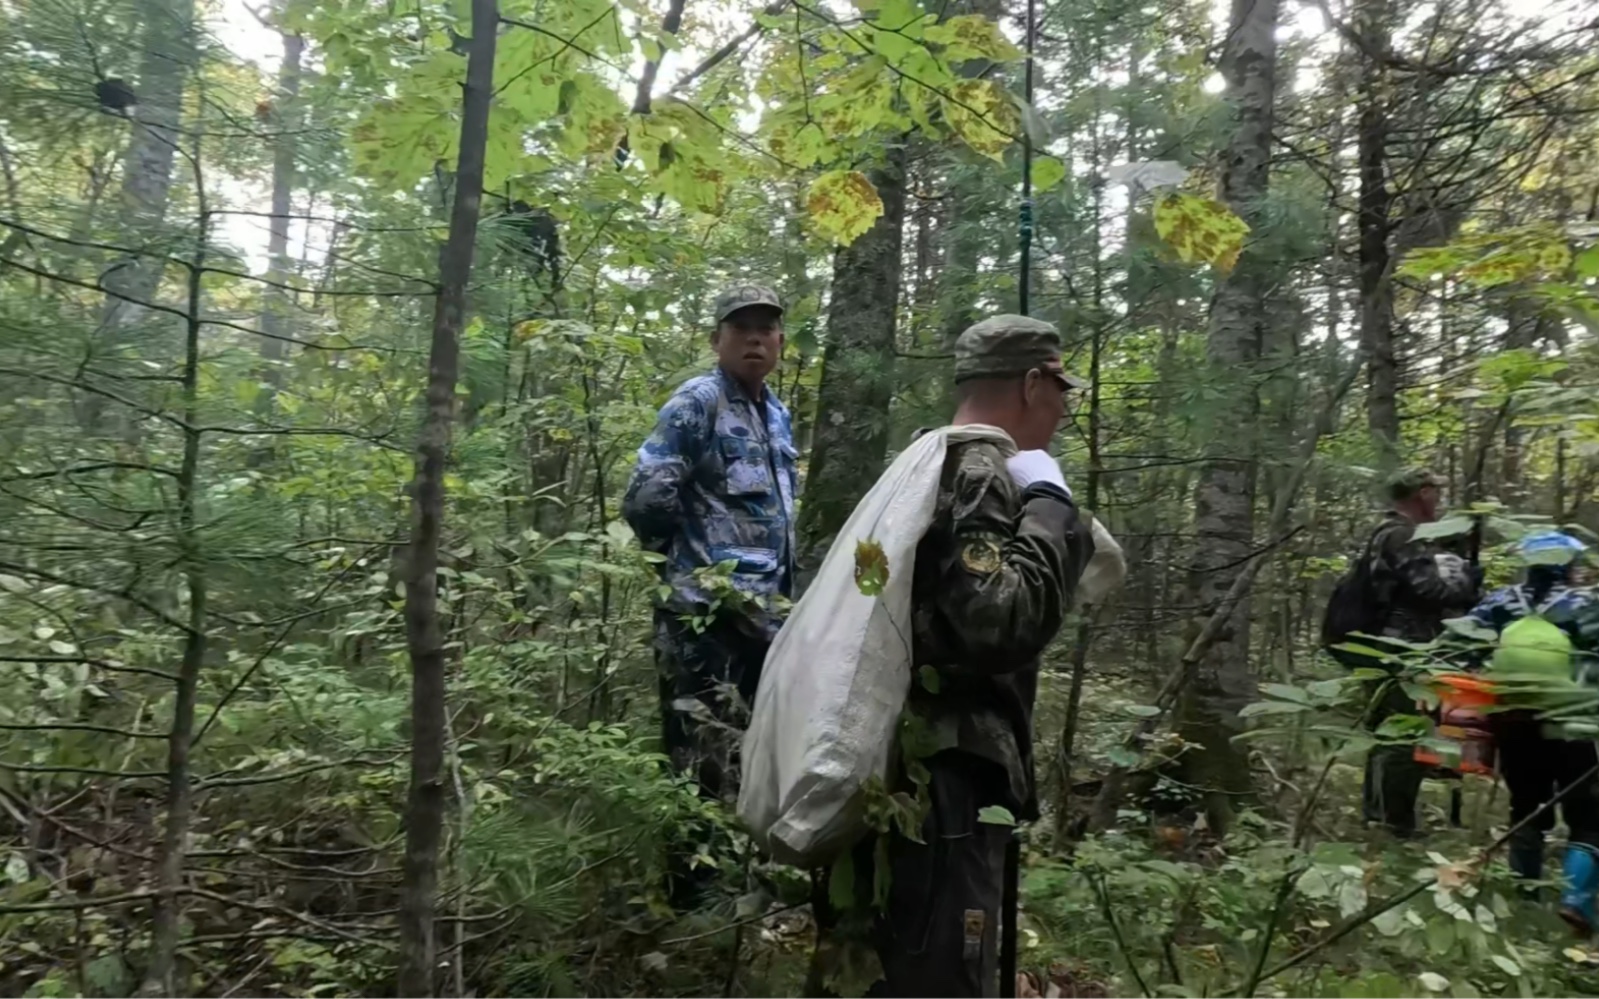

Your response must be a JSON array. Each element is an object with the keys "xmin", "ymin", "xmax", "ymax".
[
  {"xmin": 622, "ymin": 367, "xmax": 798, "ymax": 638},
  {"xmin": 1466, "ymin": 581, "xmax": 1598, "ymax": 635},
  {"xmin": 1462, "ymin": 578, "xmax": 1599, "ymax": 687}
]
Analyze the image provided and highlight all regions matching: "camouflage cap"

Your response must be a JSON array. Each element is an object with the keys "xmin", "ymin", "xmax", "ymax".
[
  {"xmin": 712, "ymin": 284, "xmax": 784, "ymax": 323},
  {"xmin": 1387, "ymin": 466, "xmax": 1441, "ymax": 501},
  {"xmin": 953, "ymin": 314, "xmax": 1087, "ymax": 390}
]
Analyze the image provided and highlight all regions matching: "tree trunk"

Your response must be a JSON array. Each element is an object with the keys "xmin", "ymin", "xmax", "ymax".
[
  {"xmin": 84, "ymin": 0, "xmax": 196, "ymax": 431},
  {"xmin": 139, "ymin": 180, "xmax": 210, "ymax": 999},
  {"xmin": 259, "ymin": 20, "xmax": 306, "ymax": 381},
  {"xmin": 794, "ymin": 147, "xmax": 907, "ymax": 580},
  {"xmin": 1356, "ymin": 0, "xmax": 1398, "ymax": 460},
  {"xmin": 397, "ymin": 0, "xmax": 497, "ymax": 993},
  {"xmin": 1172, "ymin": 0, "xmax": 1280, "ymax": 835}
]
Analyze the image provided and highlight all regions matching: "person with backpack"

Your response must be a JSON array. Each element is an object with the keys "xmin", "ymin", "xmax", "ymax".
[
  {"xmin": 621, "ymin": 283, "xmax": 797, "ymax": 908},
  {"xmin": 1322, "ymin": 468, "xmax": 1481, "ymax": 838},
  {"xmin": 1463, "ymin": 530, "xmax": 1599, "ymax": 933}
]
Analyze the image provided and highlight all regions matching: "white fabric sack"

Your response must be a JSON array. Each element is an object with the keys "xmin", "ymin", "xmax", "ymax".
[{"xmin": 738, "ymin": 425, "xmax": 1016, "ymax": 867}]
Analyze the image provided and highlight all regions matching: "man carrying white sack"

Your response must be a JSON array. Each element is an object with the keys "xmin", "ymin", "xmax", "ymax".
[{"xmin": 822, "ymin": 314, "xmax": 1100, "ymax": 996}]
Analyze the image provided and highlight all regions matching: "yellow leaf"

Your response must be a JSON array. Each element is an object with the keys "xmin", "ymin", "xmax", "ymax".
[
  {"xmin": 807, "ymin": 170, "xmax": 885, "ymax": 246},
  {"xmin": 1434, "ymin": 861, "xmax": 1474, "ymax": 890},
  {"xmin": 1030, "ymin": 157, "xmax": 1066, "ymax": 194},
  {"xmin": 942, "ymin": 80, "xmax": 1018, "ymax": 162},
  {"xmin": 924, "ymin": 14, "xmax": 1022, "ymax": 63},
  {"xmin": 854, "ymin": 538, "xmax": 890, "ymax": 596},
  {"xmin": 1153, "ymin": 192, "xmax": 1250, "ymax": 274}
]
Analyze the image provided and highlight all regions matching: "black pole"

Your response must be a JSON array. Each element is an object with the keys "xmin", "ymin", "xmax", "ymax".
[
  {"xmin": 1000, "ymin": 835, "xmax": 1021, "ymax": 997},
  {"xmin": 1001, "ymin": 1, "xmax": 1038, "ymax": 995},
  {"xmin": 1017, "ymin": 0, "xmax": 1036, "ymax": 319}
]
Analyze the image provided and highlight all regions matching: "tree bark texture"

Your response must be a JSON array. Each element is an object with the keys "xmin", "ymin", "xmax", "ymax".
[
  {"xmin": 259, "ymin": 22, "xmax": 306, "ymax": 376},
  {"xmin": 138, "ymin": 198, "xmax": 210, "ymax": 999},
  {"xmin": 85, "ymin": 0, "xmax": 195, "ymax": 430},
  {"xmin": 1356, "ymin": 0, "xmax": 1398, "ymax": 458},
  {"xmin": 794, "ymin": 147, "xmax": 907, "ymax": 581},
  {"xmin": 398, "ymin": 0, "xmax": 497, "ymax": 992},
  {"xmin": 1173, "ymin": 0, "xmax": 1280, "ymax": 833}
]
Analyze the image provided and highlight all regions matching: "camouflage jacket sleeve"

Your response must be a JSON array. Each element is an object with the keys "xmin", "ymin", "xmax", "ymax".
[
  {"xmin": 1375, "ymin": 520, "xmax": 1478, "ymax": 610},
  {"xmin": 622, "ymin": 390, "xmax": 710, "ymax": 551},
  {"xmin": 918, "ymin": 443, "xmax": 1093, "ymax": 673}
]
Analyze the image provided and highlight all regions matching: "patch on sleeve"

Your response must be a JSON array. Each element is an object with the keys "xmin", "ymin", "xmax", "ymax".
[
  {"xmin": 958, "ymin": 535, "xmax": 1005, "ymax": 576},
  {"xmin": 949, "ymin": 447, "xmax": 1006, "ymax": 521}
]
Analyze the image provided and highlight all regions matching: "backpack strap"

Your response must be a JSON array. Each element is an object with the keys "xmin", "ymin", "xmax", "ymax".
[{"xmin": 1510, "ymin": 586, "xmax": 1533, "ymax": 617}]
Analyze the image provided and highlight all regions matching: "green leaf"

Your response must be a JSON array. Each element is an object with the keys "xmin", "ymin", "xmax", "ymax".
[
  {"xmin": 808, "ymin": 171, "xmax": 886, "ymax": 247},
  {"xmin": 976, "ymin": 805, "xmax": 1016, "ymax": 826},
  {"xmin": 1426, "ymin": 917, "xmax": 1455, "ymax": 955},
  {"xmin": 873, "ymin": 834, "xmax": 892, "ymax": 908},
  {"xmin": 1375, "ymin": 713, "xmax": 1429, "ymax": 740},
  {"xmin": 1123, "ymin": 704, "xmax": 1161, "ymax": 717},
  {"xmin": 1030, "ymin": 157, "xmax": 1066, "ymax": 194},
  {"xmin": 829, "ymin": 850, "xmax": 856, "ymax": 911},
  {"xmin": 85, "ymin": 955, "xmax": 130, "ymax": 995},
  {"xmin": 1490, "ymin": 954, "xmax": 1521, "ymax": 977},
  {"xmin": 1106, "ymin": 746, "xmax": 1141, "ymax": 768},
  {"xmin": 1307, "ymin": 678, "xmax": 1347, "ymax": 700},
  {"xmin": 1575, "ymin": 246, "xmax": 1599, "ymax": 280},
  {"xmin": 1409, "ymin": 515, "xmax": 1474, "ymax": 540},
  {"xmin": 918, "ymin": 664, "xmax": 941, "ymax": 694},
  {"xmin": 1260, "ymin": 682, "xmax": 1313, "ymax": 703},
  {"xmin": 0, "ymin": 574, "xmax": 27, "ymax": 594},
  {"xmin": 1238, "ymin": 700, "xmax": 1312, "ymax": 718}
]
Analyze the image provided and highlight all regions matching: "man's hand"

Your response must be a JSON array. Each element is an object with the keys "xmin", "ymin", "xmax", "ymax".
[{"xmin": 1005, "ymin": 450, "xmax": 1071, "ymax": 496}]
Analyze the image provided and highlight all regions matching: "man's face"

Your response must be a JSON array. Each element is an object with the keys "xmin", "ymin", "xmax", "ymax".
[
  {"xmin": 1014, "ymin": 363, "xmax": 1069, "ymax": 450},
  {"xmin": 1415, "ymin": 484, "xmax": 1441, "ymax": 522},
  {"xmin": 713, "ymin": 306, "xmax": 784, "ymax": 386}
]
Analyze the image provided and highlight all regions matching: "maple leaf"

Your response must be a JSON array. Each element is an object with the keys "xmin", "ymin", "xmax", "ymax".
[
  {"xmin": 942, "ymin": 79, "xmax": 1018, "ymax": 162},
  {"xmin": 1153, "ymin": 192, "xmax": 1251, "ymax": 274},
  {"xmin": 807, "ymin": 171, "xmax": 885, "ymax": 246}
]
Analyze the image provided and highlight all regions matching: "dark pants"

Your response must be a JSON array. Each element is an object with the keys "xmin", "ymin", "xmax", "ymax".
[
  {"xmin": 1362, "ymin": 678, "xmax": 1427, "ymax": 836},
  {"xmin": 1495, "ymin": 711, "xmax": 1599, "ymax": 858},
  {"xmin": 812, "ymin": 752, "xmax": 1011, "ymax": 998},
  {"xmin": 654, "ymin": 611, "xmax": 768, "ymax": 906}
]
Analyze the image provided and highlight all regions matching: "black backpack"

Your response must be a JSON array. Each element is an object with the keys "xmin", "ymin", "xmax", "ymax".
[{"xmin": 1320, "ymin": 525, "xmax": 1393, "ymax": 669}]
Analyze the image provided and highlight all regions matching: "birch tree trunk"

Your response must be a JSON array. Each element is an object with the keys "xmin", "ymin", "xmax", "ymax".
[{"xmin": 1173, "ymin": 0, "xmax": 1280, "ymax": 834}]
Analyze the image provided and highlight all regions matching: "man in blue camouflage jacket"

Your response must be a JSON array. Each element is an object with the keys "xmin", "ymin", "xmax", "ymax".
[{"xmin": 622, "ymin": 283, "xmax": 797, "ymax": 906}]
